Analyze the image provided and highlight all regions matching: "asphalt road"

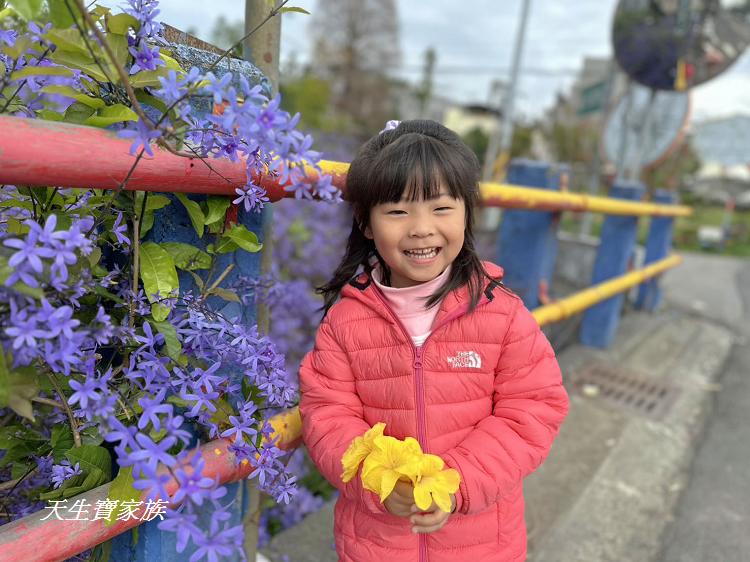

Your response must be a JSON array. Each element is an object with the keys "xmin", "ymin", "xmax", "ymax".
[{"xmin": 659, "ymin": 256, "xmax": 750, "ymax": 562}]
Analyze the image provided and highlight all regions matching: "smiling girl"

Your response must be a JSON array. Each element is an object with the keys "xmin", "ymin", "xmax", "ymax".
[{"xmin": 299, "ymin": 120, "xmax": 569, "ymax": 562}]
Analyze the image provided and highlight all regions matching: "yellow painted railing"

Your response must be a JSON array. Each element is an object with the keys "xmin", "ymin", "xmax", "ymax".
[
  {"xmin": 531, "ymin": 254, "xmax": 682, "ymax": 326},
  {"xmin": 315, "ymin": 160, "xmax": 693, "ymax": 218}
]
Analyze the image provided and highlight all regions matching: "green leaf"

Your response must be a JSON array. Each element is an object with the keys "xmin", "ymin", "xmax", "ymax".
[
  {"xmin": 64, "ymin": 101, "xmax": 98, "ymax": 125},
  {"xmin": 44, "ymin": 28, "xmax": 91, "ymax": 56},
  {"xmin": 40, "ymin": 444, "xmax": 112, "ymax": 499},
  {"xmin": 152, "ymin": 320, "xmax": 182, "ymax": 362},
  {"xmin": 90, "ymin": 5, "xmax": 112, "ymax": 21},
  {"xmin": 65, "ymin": 445, "xmax": 111, "ymax": 481},
  {"xmin": 49, "ymin": 50, "xmax": 109, "ymax": 83},
  {"xmin": 279, "ymin": 6, "xmax": 311, "ymax": 14},
  {"xmin": 10, "ymin": 65, "xmax": 74, "ymax": 81},
  {"xmin": 6, "ymin": 0, "xmax": 43, "ymax": 20},
  {"xmin": 187, "ymin": 270, "xmax": 205, "ymax": 291},
  {"xmin": 84, "ymin": 104, "xmax": 139, "ymax": 127},
  {"xmin": 151, "ymin": 303, "xmax": 170, "ymax": 323},
  {"xmin": 220, "ymin": 224, "xmax": 262, "ymax": 253},
  {"xmin": 139, "ymin": 242, "xmax": 179, "ymax": 305},
  {"xmin": 175, "ymin": 193, "xmax": 205, "ymax": 238},
  {"xmin": 104, "ymin": 466, "xmax": 140, "ymax": 526},
  {"xmin": 0, "ymin": 350, "xmax": 39, "ymax": 421},
  {"xmin": 2, "ymin": 34, "xmax": 33, "ymax": 59},
  {"xmin": 47, "ymin": 0, "xmax": 81, "ymax": 28},
  {"xmin": 90, "ymin": 539, "xmax": 113, "ymax": 562},
  {"xmin": 0, "ymin": 441, "xmax": 34, "ymax": 468},
  {"xmin": 159, "ymin": 52, "xmax": 181, "ymax": 71},
  {"xmin": 107, "ymin": 33, "xmax": 129, "ymax": 68},
  {"xmin": 145, "ymin": 194, "xmax": 172, "ymax": 212},
  {"xmin": 159, "ymin": 242, "xmax": 211, "ymax": 271},
  {"xmin": 88, "ymin": 246, "xmax": 102, "ymax": 267},
  {"xmin": 140, "ymin": 212, "xmax": 155, "ymax": 238},
  {"xmin": 207, "ymin": 287, "xmax": 241, "ymax": 303},
  {"xmin": 92, "ymin": 285, "xmax": 125, "ymax": 305},
  {"xmin": 129, "ymin": 67, "xmax": 170, "ymax": 88},
  {"xmin": 41, "ymin": 85, "xmax": 106, "ymax": 109},
  {"xmin": 204, "ymin": 196, "xmax": 231, "ymax": 225},
  {"xmin": 136, "ymin": 90, "xmax": 167, "ymax": 114},
  {"xmin": 51, "ymin": 425, "xmax": 74, "ymax": 461},
  {"xmin": 106, "ymin": 13, "xmax": 139, "ymax": 35}
]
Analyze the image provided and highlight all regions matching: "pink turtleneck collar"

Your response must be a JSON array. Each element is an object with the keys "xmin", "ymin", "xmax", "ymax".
[{"xmin": 371, "ymin": 263, "xmax": 452, "ymax": 346}]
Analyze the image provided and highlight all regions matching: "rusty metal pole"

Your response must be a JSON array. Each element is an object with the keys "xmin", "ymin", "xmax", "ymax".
[{"xmin": 242, "ymin": 2, "xmax": 282, "ymax": 559}]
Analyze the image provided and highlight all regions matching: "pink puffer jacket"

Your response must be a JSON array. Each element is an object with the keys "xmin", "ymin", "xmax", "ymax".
[{"xmin": 300, "ymin": 261, "xmax": 569, "ymax": 562}]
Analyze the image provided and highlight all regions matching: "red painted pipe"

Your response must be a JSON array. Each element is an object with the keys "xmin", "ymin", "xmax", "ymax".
[
  {"xmin": 0, "ymin": 431, "xmax": 302, "ymax": 562},
  {"xmin": 0, "ymin": 115, "xmax": 347, "ymax": 200}
]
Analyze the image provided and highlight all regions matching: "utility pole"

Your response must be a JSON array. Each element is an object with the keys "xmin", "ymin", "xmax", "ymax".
[
  {"xmin": 242, "ymin": 1, "xmax": 281, "ymax": 559},
  {"xmin": 417, "ymin": 47, "xmax": 436, "ymax": 118},
  {"xmin": 479, "ymin": 0, "xmax": 532, "ymax": 231}
]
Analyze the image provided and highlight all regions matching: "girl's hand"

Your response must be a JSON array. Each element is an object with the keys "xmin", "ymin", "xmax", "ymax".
[
  {"xmin": 383, "ymin": 480, "xmax": 416, "ymax": 517},
  {"xmin": 410, "ymin": 494, "xmax": 456, "ymax": 534}
]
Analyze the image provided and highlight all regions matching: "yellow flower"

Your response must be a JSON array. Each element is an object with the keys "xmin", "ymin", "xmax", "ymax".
[
  {"xmin": 340, "ymin": 422, "xmax": 386, "ymax": 483},
  {"xmin": 412, "ymin": 454, "xmax": 461, "ymax": 513},
  {"xmin": 361, "ymin": 435, "xmax": 423, "ymax": 502}
]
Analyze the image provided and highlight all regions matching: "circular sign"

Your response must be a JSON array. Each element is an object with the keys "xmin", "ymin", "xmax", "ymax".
[
  {"xmin": 612, "ymin": 0, "xmax": 750, "ymax": 91},
  {"xmin": 603, "ymin": 83, "xmax": 691, "ymax": 172}
]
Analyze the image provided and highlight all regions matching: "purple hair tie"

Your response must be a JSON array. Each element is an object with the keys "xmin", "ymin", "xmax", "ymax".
[{"xmin": 379, "ymin": 120, "xmax": 400, "ymax": 134}]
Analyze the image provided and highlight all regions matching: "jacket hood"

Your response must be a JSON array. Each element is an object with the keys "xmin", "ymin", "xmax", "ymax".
[{"xmin": 340, "ymin": 260, "xmax": 505, "ymax": 328}]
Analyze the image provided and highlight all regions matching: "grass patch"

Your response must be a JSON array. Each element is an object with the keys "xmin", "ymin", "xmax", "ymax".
[{"xmin": 559, "ymin": 204, "xmax": 750, "ymax": 257}]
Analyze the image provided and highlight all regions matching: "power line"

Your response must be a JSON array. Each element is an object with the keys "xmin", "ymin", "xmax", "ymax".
[{"xmin": 395, "ymin": 64, "xmax": 579, "ymax": 76}]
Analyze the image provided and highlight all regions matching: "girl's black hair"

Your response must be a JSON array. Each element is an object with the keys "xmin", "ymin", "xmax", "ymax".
[{"xmin": 316, "ymin": 119, "xmax": 494, "ymax": 317}]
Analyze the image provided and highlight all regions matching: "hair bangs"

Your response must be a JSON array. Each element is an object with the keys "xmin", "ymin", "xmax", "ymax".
[{"xmin": 368, "ymin": 134, "xmax": 469, "ymax": 206}]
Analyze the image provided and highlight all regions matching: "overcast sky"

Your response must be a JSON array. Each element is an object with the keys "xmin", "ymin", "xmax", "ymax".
[{"xmin": 100, "ymin": 0, "xmax": 750, "ymax": 122}]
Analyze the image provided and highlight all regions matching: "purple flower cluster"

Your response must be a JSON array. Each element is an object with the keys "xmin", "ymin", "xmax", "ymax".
[
  {"xmin": 0, "ymin": 0, "xmax": 340, "ymax": 554},
  {"xmin": 50, "ymin": 460, "xmax": 82, "ymax": 489},
  {"xmin": 3, "ymin": 215, "xmax": 93, "ymax": 288},
  {"xmin": 0, "ymin": 22, "xmax": 92, "ymax": 117},
  {"xmin": 154, "ymin": 68, "xmax": 340, "ymax": 210},
  {"xmin": 124, "ymin": 0, "xmax": 165, "ymax": 75},
  {"xmin": 1, "ymin": 216, "xmax": 117, "ymax": 372}
]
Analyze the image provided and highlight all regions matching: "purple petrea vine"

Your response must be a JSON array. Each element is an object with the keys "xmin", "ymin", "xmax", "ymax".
[{"xmin": 0, "ymin": 0, "xmax": 342, "ymax": 560}]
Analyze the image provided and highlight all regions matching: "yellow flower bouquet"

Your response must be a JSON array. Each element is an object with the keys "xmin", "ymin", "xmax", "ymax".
[{"xmin": 341, "ymin": 423, "xmax": 460, "ymax": 513}]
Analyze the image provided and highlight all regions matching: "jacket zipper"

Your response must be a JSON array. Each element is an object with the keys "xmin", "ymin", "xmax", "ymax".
[{"xmin": 371, "ymin": 288, "xmax": 490, "ymax": 562}]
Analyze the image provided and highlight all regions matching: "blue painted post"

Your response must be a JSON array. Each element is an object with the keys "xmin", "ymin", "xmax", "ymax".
[
  {"xmin": 635, "ymin": 189, "xmax": 677, "ymax": 311},
  {"xmin": 110, "ymin": 42, "xmax": 270, "ymax": 562},
  {"xmin": 580, "ymin": 182, "xmax": 645, "ymax": 347},
  {"xmin": 538, "ymin": 164, "xmax": 569, "ymax": 304},
  {"xmin": 496, "ymin": 159, "xmax": 561, "ymax": 309}
]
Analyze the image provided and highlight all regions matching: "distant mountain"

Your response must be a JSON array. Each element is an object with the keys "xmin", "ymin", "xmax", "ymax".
[{"xmin": 692, "ymin": 115, "xmax": 750, "ymax": 167}]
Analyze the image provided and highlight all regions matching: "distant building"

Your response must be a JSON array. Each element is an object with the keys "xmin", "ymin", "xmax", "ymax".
[
  {"xmin": 544, "ymin": 56, "xmax": 630, "ymax": 130},
  {"xmin": 443, "ymin": 104, "xmax": 502, "ymax": 138},
  {"xmin": 692, "ymin": 115, "xmax": 750, "ymax": 167},
  {"xmin": 689, "ymin": 115, "xmax": 750, "ymax": 203}
]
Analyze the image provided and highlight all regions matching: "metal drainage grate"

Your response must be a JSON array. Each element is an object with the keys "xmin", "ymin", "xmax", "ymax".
[{"xmin": 570, "ymin": 364, "xmax": 680, "ymax": 421}]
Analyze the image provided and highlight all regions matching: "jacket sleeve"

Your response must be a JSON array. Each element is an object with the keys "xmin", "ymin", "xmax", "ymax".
[
  {"xmin": 442, "ymin": 298, "xmax": 569, "ymax": 515},
  {"xmin": 299, "ymin": 316, "xmax": 388, "ymax": 515}
]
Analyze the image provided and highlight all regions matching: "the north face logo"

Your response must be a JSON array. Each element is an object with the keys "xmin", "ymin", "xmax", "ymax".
[{"xmin": 446, "ymin": 351, "xmax": 482, "ymax": 369}]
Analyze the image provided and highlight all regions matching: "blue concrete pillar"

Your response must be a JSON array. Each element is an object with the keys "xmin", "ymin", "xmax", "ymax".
[
  {"xmin": 635, "ymin": 189, "xmax": 676, "ymax": 311},
  {"xmin": 580, "ymin": 182, "xmax": 645, "ymax": 348},
  {"xmin": 538, "ymin": 164, "xmax": 569, "ymax": 304},
  {"xmin": 497, "ymin": 159, "xmax": 561, "ymax": 309},
  {"xmin": 110, "ymin": 43, "xmax": 269, "ymax": 562}
]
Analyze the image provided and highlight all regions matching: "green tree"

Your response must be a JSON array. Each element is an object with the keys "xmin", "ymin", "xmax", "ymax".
[
  {"xmin": 209, "ymin": 15, "xmax": 244, "ymax": 57},
  {"xmin": 310, "ymin": 0, "xmax": 400, "ymax": 133},
  {"xmin": 642, "ymin": 139, "xmax": 701, "ymax": 192},
  {"xmin": 280, "ymin": 74, "xmax": 332, "ymax": 130},
  {"xmin": 462, "ymin": 127, "xmax": 489, "ymax": 167}
]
